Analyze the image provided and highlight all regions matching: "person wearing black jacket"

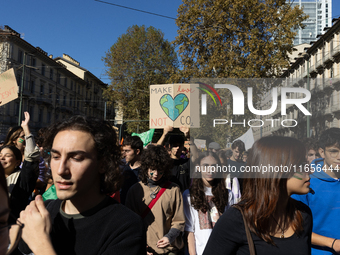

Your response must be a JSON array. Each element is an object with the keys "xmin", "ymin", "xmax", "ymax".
[{"xmin": 18, "ymin": 116, "xmax": 146, "ymax": 255}]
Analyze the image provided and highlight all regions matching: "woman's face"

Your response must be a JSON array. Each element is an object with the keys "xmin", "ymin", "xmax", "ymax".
[
  {"xmin": 200, "ymin": 156, "xmax": 218, "ymax": 182},
  {"xmin": 286, "ymin": 171, "xmax": 311, "ymax": 196},
  {"xmin": 0, "ymin": 148, "xmax": 21, "ymax": 177},
  {"xmin": 148, "ymin": 169, "xmax": 164, "ymax": 182},
  {"xmin": 13, "ymin": 131, "xmax": 25, "ymax": 153},
  {"xmin": 0, "ymin": 186, "xmax": 9, "ymax": 255}
]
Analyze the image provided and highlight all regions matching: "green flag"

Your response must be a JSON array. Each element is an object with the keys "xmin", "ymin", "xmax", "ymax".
[{"xmin": 132, "ymin": 129, "xmax": 155, "ymax": 147}]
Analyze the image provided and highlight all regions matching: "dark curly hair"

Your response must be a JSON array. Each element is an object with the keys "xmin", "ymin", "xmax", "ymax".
[
  {"xmin": 139, "ymin": 144, "xmax": 173, "ymax": 184},
  {"xmin": 43, "ymin": 115, "xmax": 122, "ymax": 194},
  {"xmin": 318, "ymin": 128, "xmax": 340, "ymax": 150},
  {"xmin": 190, "ymin": 151, "xmax": 229, "ymax": 214}
]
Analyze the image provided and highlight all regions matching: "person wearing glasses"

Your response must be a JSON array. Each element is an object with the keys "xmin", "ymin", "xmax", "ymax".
[
  {"xmin": 17, "ymin": 116, "xmax": 146, "ymax": 255},
  {"xmin": 125, "ymin": 145, "xmax": 185, "ymax": 255},
  {"xmin": 292, "ymin": 128, "xmax": 340, "ymax": 254}
]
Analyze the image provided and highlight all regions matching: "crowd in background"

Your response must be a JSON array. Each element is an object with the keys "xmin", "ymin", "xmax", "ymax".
[{"xmin": 1, "ymin": 113, "xmax": 340, "ymax": 255}]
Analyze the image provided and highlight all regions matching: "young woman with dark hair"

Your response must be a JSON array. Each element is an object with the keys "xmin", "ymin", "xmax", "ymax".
[
  {"xmin": 183, "ymin": 151, "xmax": 236, "ymax": 255},
  {"xmin": 203, "ymin": 136, "xmax": 312, "ymax": 255},
  {"xmin": 0, "ymin": 144, "xmax": 40, "ymax": 220},
  {"xmin": 125, "ymin": 144, "xmax": 185, "ymax": 255}
]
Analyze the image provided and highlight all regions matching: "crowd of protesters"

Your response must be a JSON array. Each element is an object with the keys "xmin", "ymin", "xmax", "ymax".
[{"xmin": 1, "ymin": 113, "xmax": 340, "ymax": 255}]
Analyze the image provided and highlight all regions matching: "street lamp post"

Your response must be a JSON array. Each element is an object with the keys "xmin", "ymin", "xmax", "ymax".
[
  {"xmin": 18, "ymin": 53, "xmax": 26, "ymax": 125},
  {"xmin": 305, "ymin": 54, "xmax": 310, "ymax": 138},
  {"xmin": 300, "ymin": 52, "xmax": 310, "ymax": 138}
]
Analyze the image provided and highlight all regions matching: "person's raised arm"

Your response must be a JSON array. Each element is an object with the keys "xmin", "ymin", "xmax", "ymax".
[
  {"xmin": 156, "ymin": 125, "xmax": 173, "ymax": 145},
  {"xmin": 21, "ymin": 112, "xmax": 36, "ymax": 155},
  {"xmin": 180, "ymin": 126, "xmax": 198, "ymax": 163}
]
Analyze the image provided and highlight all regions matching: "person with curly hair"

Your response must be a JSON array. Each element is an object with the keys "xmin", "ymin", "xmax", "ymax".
[
  {"xmin": 18, "ymin": 115, "xmax": 146, "ymax": 255},
  {"xmin": 183, "ymin": 151, "xmax": 234, "ymax": 255},
  {"xmin": 203, "ymin": 136, "xmax": 312, "ymax": 255},
  {"xmin": 125, "ymin": 144, "xmax": 185, "ymax": 255}
]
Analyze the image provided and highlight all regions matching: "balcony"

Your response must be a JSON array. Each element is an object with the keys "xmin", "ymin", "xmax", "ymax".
[
  {"xmin": 325, "ymin": 106, "xmax": 332, "ymax": 116},
  {"xmin": 316, "ymin": 58, "xmax": 324, "ymax": 69},
  {"xmin": 309, "ymin": 65, "xmax": 316, "ymax": 75},
  {"xmin": 331, "ymin": 104, "xmax": 340, "ymax": 114},
  {"xmin": 324, "ymin": 52, "xmax": 333, "ymax": 65},
  {"xmin": 332, "ymin": 44, "xmax": 340, "ymax": 58}
]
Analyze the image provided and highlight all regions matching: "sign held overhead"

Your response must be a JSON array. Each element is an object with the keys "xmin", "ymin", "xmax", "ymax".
[
  {"xmin": 0, "ymin": 68, "xmax": 19, "ymax": 106},
  {"xmin": 149, "ymin": 84, "xmax": 199, "ymax": 128}
]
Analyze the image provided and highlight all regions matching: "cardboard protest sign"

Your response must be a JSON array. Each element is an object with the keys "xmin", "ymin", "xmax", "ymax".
[
  {"xmin": 0, "ymin": 68, "xmax": 19, "ymax": 106},
  {"xmin": 149, "ymin": 84, "xmax": 199, "ymax": 128},
  {"xmin": 194, "ymin": 139, "xmax": 206, "ymax": 150}
]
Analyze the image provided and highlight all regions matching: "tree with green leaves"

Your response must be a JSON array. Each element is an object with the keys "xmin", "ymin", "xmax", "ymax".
[
  {"xmin": 175, "ymin": 0, "xmax": 307, "ymax": 79},
  {"xmin": 174, "ymin": 0, "xmax": 307, "ymax": 143},
  {"xmin": 103, "ymin": 25, "xmax": 179, "ymax": 133}
]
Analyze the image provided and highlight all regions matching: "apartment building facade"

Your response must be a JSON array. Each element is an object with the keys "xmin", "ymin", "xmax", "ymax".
[
  {"xmin": 0, "ymin": 25, "xmax": 114, "ymax": 135},
  {"xmin": 291, "ymin": 0, "xmax": 332, "ymax": 45},
  {"xmin": 253, "ymin": 18, "xmax": 340, "ymax": 140}
]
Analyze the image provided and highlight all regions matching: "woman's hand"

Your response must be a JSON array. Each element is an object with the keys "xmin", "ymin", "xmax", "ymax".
[
  {"xmin": 156, "ymin": 236, "xmax": 170, "ymax": 248},
  {"xmin": 21, "ymin": 111, "xmax": 31, "ymax": 136}
]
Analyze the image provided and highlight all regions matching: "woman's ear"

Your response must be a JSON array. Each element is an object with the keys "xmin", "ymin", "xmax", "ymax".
[{"xmin": 16, "ymin": 160, "xmax": 21, "ymax": 167}]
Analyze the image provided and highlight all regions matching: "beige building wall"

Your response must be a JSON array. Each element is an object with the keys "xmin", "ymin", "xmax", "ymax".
[
  {"xmin": 0, "ymin": 26, "xmax": 115, "ymax": 135},
  {"xmin": 254, "ymin": 18, "xmax": 340, "ymax": 141}
]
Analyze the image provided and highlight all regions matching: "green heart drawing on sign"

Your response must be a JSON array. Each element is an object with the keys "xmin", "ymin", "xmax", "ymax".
[{"xmin": 159, "ymin": 93, "xmax": 189, "ymax": 121}]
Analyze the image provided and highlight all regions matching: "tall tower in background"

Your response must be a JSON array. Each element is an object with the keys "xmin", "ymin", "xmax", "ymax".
[{"xmin": 291, "ymin": 0, "xmax": 332, "ymax": 45}]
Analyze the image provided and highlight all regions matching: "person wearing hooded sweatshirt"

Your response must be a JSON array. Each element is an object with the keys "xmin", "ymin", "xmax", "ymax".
[{"xmin": 292, "ymin": 128, "xmax": 340, "ymax": 255}]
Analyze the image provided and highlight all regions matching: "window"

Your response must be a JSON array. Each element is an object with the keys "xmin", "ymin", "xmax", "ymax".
[
  {"xmin": 31, "ymin": 58, "xmax": 36, "ymax": 67},
  {"xmin": 49, "ymin": 87, "xmax": 53, "ymax": 99},
  {"xmin": 38, "ymin": 108, "xmax": 43, "ymax": 122},
  {"xmin": 18, "ymin": 50, "xmax": 23, "ymax": 64},
  {"xmin": 64, "ymin": 77, "xmax": 67, "ymax": 87},
  {"xmin": 17, "ymin": 74, "xmax": 21, "ymax": 86},
  {"xmin": 50, "ymin": 69, "xmax": 54, "ymax": 80},
  {"xmin": 331, "ymin": 66, "xmax": 334, "ymax": 78},
  {"xmin": 29, "ymin": 106, "xmax": 34, "ymax": 120},
  {"xmin": 41, "ymin": 64, "xmax": 45, "ymax": 76},
  {"xmin": 71, "ymin": 81, "xmax": 74, "ymax": 91},
  {"xmin": 63, "ymin": 95, "xmax": 66, "ymax": 106},
  {"xmin": 40, "ymin": 84, "xmax": 44, "ymax": 95},
  {"xmin": 57, "ymin": 73, "xmax": 61, "ymax": 84},
  {"xmin": 30, "ymin": 81, "xmax": 35, "ymax": 93},
  {"xmin": 47, "ymin": 111, "xmax": 51, "ymax": 123}
]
